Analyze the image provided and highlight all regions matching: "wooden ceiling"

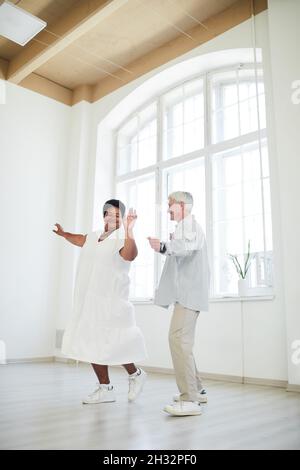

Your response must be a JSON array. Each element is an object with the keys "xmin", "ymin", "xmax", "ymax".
[{"xmin": 0, "ymin": 0, "xmax": 267, "ymax": 106}]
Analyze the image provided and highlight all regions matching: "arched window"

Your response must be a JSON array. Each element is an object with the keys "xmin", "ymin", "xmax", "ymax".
[{"xmin": 115, "ymin": 63, "xmax": 272, "ymax": 300}]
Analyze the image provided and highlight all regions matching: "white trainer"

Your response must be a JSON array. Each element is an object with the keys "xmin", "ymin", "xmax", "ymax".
[
  {"xmin": 164, "ymin": 401, "xmax": 202, "ymax": 416},
  {"xmin": 128, "ymin": 368, "xmax": 147, "ymax": 402},
  {"xmin": 173, "ymin": 389, "xmax": 208, "ymax": 404},
  {"xmin": 82, "ymin": 383, "xmax": 116, "ymax": 404}
]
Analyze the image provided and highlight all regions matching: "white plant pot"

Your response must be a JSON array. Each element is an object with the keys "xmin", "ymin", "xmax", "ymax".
[{"xmin": 238, "ymin": 278, "xmax": 249, "ymax": 297}]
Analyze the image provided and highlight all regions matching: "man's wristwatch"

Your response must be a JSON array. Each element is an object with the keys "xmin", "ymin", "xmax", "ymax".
[{"xmin": 159, "ymin": 242, "xmax": 167, "ymax": 254}]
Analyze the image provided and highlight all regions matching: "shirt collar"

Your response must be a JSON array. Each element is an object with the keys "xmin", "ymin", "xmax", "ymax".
[
  {"xmin": 176, "ymin": 213, "xmax": 194, "ymax": 228},
  {"xmin": 98, "ymin": 225, "xmax": 124, "ymax": 240},
  {"xmin": 174, "ymin": 214, "xmax": 195, "ymax": 239}
]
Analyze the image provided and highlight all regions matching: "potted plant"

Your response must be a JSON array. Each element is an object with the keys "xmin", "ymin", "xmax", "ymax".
[{"xmin": 228, "ymin": 240, "xmax": 253, "ymax": 297}]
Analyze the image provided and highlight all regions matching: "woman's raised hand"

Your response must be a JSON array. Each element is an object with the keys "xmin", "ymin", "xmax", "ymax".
[
  {"xmin": 124, "ymin": 208, "xmax": 137, "ymax": 233},
  {"xmin": 53, "ymin": 223, "xmax": 65, "ymax": 237}
]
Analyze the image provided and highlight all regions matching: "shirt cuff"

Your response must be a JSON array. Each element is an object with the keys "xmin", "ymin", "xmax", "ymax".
[{"xmin": 159, "ymin": 242, "xmax": 167, "ymax": 254}]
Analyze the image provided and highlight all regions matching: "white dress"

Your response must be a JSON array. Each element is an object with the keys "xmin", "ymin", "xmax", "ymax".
[{"xmin": 61, "ymin": 227, "xmax": 147, "ymax": 365}]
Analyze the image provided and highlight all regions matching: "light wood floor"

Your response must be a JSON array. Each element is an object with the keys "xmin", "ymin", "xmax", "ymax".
[{"xmin": 0, "ymin": 362, "xmax": 299, "ymax": 450}]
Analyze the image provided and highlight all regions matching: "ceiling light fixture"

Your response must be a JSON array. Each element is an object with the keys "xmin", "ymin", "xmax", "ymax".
[{"xmin": 0, "ymin": 0, "xmax": 47, "ymax": 46}]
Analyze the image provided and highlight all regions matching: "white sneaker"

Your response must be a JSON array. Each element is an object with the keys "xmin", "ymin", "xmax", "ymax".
[
  {"xmin": 164, "ymin": 401, "xmax": 202, "ymax": 416},
  {"xmin": 82, "ymin": 383, "xmax": 116, "ymax": 404},
  {"xmin": 173, "ymin": 388, "xmax": 208, "ymax": 404},
  {"xmin": 128, "ymin": 368, "xmax": 147, "ymax": 402}
]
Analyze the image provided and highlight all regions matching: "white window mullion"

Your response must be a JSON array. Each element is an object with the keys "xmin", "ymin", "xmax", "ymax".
[
  {"xmin": 181, "ymin": 84, "xmax": 185, "ymax": 157},
  {"xmin": 241, "ymin": 145, "xmax": 247, "ymax": 268},
  {"xmin": 237, "ymin": 68, "xmax": 247, "ymax": 278},
  {"xmin": 136, "ymin": 113, "xmax": 140, "ymax": 171},
  {"xmin": 116, "ymin": 165, "xmax": 157, "ymax": 183},
  {"xmin": 204, "ymin": 72, "xmax": 214, "ymax": 296},
  {"xmin": 155, "ymin": 96, "xmax": 164, "ymax": 297},
  {"xmin": 255, "ymin": 87, "xmax": 267, "ymax": 257},
  {"xmin": 236, "ymin": 68, "xmax": 242, "ymax": 137},
  {"xmin": 112, "ymin": 129, "xmax": 118, "ymax": 197}
]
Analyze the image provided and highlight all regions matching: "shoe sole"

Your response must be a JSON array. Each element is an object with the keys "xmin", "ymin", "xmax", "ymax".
[
  {"xmin": 163, "ymin": 407, "xmax": 202, "ymax": 416},
  {"xmin": 128, "ymin": 374, "xmax": 147, "ymax": 402},
  {"xmin": 82, "ymin": 399, "xmax": 116, "ymax": 404},
  {"xmin": 174, "ymin": 397, "xmax": 207, "ymax": 404}
]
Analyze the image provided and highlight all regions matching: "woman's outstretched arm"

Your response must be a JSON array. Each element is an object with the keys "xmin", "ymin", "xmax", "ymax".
[
  {"xmin": 119, "ymin": 209, "xmax": 138, "ymax": 261},
  {"xmin": 53, "ymin": 223, "xmax": 87, "ymax": 247}
]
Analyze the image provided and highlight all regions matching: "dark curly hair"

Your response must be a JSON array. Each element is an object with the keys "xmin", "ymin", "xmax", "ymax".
[{"xmin": 103, "ymin": 199, "xmax": 126, "ymax": 218}]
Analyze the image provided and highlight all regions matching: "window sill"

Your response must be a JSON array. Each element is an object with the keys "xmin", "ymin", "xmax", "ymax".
[
  {"xmin": 131, "ymin": 299, "xmax": 154, "ymax": 305},
  {"xmin": 209, "ymin": 294, "xmax": 275, "ymax": 302},
  {"xmin": 131, "ymin": 294, "xmax": 275, "ymax": 305}
]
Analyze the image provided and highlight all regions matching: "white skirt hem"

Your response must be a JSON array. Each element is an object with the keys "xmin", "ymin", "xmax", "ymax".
[{"xmin": 60, "ymin": 352, "xmax": 148, "ymax": 366}]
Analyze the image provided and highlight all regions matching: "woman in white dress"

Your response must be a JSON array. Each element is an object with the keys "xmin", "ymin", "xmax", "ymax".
[{"xmin": 53, "ymin": 199, "xmax": 147, "ymax": 404}]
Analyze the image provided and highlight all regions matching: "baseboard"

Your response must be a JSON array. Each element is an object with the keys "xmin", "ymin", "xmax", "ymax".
[
  {"xmin": 141, "ymin": 366, "xmax": 243, "ymax": 383},
  {"xmin": 196, "ymin": 371, "xmax": 244, "ymax": 384},
  {"xmin": 243, "ymin": 376, "xmax": 288, "ymax": 388},
  {"xmin": 54, "ymin": 356, "xmax": 79, "ymax": 365},
  {"xmin": 3, "ymin": 357, "xmax": 298, "ymax": 392},
  {"xmin": 140, "ymin": 366, "xmax": 290, "ymax": 390},
  {"xmin": 286, "ymin": 383, "xmax": 300, "ymax": 393},
  {"xmin": 6, "ymin": 356, "xmax": 81, "ymax": 366},
  {"xmin": 140, "ymin": 366, "xmax": 175, "ymax": 376},
  {"xmin": 6, "ymin": 356, "xmax": 55, "ymax": 364}
]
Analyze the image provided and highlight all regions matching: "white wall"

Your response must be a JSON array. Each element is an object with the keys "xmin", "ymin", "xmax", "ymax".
[
  {"xmin": 0, "ymin": 82, "xmax": 71, "ymax": 360},
  {"xmin": 76, "ymin": 10, "xmax": 287, "ymax": 384},
  {"xmin": 55, "ymin": 101, "xmax": 93, "ymax": 334},
  {"xmin": 267, "ymin": 0, "xmax": 300, "ymax": 387},
  {"xmin": 2, "ymin": 4, "xmax": 299, "ymax": 387}
]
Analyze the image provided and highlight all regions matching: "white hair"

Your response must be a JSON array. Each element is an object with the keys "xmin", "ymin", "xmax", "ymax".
[{"xmin": 168, "ymin": 191, "xmax": 194, "ymax": 211}]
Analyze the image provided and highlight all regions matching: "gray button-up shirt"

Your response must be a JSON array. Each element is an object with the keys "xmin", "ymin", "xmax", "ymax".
[{"xmin": 154, "ymin": 214, "xmax": 210, "ymax": 312}]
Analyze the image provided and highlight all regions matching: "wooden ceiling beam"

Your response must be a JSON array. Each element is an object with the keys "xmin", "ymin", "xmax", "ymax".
[
  {"xmin": 72, "ymin": 84, "xmax": 93, "ymax": 104},
  {"xmin": 19, "ymin": 73, "xmax": 73, "ymax": 106},
  {"xmin": 91, "ymin": 0, "xmax": 267, "ymax": 103},
  {"xmin": 0, "ymin": 57, "xmax": 8, "ymax": 79},
  {"xmin": 7, "ymin": 0, "xmax": 128, "ymax": 85}
]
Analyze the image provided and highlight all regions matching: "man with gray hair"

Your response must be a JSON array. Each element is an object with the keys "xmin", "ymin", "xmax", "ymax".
[{"xmin": 148, "ymin": 191, "xmax": 210, "ymax": 416}]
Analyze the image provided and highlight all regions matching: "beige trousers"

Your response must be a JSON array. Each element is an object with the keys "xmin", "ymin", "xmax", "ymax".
[{"xmin": 169, "ymin": 302, "xmax": 203, "ymax": 402}]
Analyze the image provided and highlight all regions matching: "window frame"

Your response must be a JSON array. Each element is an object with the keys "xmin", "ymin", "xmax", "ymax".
[{"xmin": 114, "ymin": 63, "xmax": 272, "ymax": 301}]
